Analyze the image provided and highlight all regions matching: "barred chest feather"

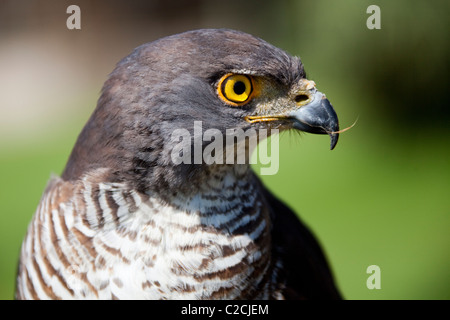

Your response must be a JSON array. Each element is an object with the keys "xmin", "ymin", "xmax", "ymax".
[{"xmin": 17, "ymin": 168, "xmax": 283, "ymax": 300}]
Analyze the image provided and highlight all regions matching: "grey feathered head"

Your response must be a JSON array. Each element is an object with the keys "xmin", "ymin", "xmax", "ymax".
[{"xmin": 62, "ymin": 29, "xmax": 339, "ymax": 196}]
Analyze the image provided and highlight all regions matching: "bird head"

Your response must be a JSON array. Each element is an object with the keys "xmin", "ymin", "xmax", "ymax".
[{"xmin": 62, "ymin": 29, "xmax": 339, "ymax": 195}]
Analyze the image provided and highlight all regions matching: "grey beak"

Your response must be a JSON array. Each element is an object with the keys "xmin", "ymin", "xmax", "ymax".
[{"xmin": 289, "ymin": 91, "xmax": 339, "ymax": 150}]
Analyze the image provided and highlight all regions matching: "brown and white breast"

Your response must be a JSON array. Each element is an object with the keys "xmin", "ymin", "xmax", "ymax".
[{"xmin": 16, "ymin": 171, "xmax": 275, "ymax": 300}]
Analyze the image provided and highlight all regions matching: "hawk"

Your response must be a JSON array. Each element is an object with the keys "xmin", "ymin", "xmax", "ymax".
[{"xmin": 16, "ymin": 29, "xmax": 341, "ymax": 300}]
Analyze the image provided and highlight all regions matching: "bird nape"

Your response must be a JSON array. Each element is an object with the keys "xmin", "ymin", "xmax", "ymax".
[{"xmin": 16, "ymin": 29, "xmax": 341, "ymax": 300}]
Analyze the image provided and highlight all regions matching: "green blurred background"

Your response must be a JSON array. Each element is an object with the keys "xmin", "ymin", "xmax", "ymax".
[{"xmin": 0, "ymin": 0, "xmax": 448, "ymax": 299}]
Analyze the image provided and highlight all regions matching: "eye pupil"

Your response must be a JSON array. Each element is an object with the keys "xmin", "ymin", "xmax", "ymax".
[{"xmin": 233, "ymin": 81, "xmax": 246, "ymax": 95}]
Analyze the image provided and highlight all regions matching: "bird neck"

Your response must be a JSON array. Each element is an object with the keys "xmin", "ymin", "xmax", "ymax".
[
  {"xmin": 139, "ymin": 163, "xmax": 253, "ymax": 202},
  {"xmin": 165, "ymin": 164, "xmax": 253, "ymax": 208}
]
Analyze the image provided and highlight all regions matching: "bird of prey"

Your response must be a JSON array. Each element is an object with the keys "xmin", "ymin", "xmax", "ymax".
[{"xmin": 16, "ymin": 29, "xmax": 341, "ymax": 300}]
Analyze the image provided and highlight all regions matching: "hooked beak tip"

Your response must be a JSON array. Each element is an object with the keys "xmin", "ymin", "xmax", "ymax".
[
  {"xmin": 329, "ymin": 132, "xmax": 339, "ymax": 150},
  {"xmin": 290, "ymin": 91, "xmax": 340, "ymax": 150}
]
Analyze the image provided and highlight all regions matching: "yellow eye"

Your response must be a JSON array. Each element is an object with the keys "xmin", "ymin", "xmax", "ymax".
[{"xmin": 217, "ymin": 74, "xmax": 254, "ymax": 106}]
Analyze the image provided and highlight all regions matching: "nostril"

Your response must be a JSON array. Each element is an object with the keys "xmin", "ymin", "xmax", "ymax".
[{"xmin": 295, "ymin": 94, "xmax": 309, "ymax": 104}]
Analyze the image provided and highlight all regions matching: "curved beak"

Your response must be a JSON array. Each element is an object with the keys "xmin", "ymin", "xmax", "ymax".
[{"xmin": 289, "ymin": 91, "xmax": 340, "ymax": 150}]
